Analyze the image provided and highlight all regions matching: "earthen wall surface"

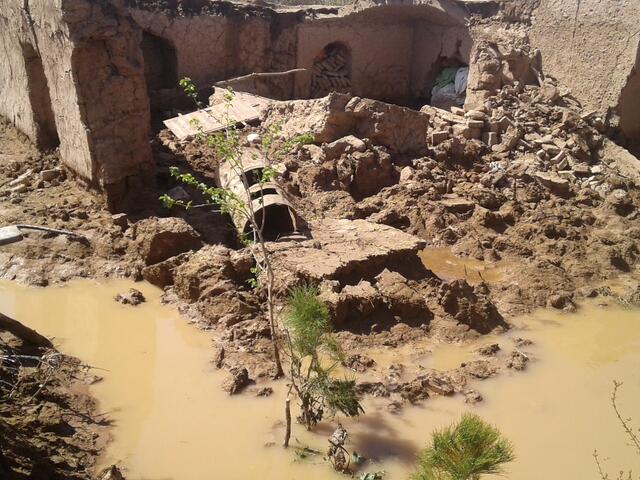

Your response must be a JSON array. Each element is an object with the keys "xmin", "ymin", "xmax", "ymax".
[
  {"xmin": 0, "ymin": 0, "xmax": 154, "ymax": 211},
  {"xmin": 527, "ymin": 0, "xmax": 640, "ymax": 126}
]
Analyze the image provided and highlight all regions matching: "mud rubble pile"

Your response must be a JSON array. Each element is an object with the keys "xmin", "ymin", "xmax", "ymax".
[
  {"xmin": 0, "ymin": 313, "xmax": 108, "ymax": 479},
  {"xmin": 1, "ymin": 73, "xmax": 639, "ymax": 408}
]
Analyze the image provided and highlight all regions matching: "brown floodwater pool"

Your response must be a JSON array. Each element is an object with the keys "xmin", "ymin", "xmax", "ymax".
[{"xmin": 0, "ymin": 279, "xmax": 638, "ymax": 480}]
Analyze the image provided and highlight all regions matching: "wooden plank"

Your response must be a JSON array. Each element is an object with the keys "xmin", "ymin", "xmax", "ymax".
[{"xmin": 164, "ymin": 92, "xmax": 272, "ymax": 140}]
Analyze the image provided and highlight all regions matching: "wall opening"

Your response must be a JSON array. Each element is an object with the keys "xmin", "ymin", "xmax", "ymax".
[
  {"xmin": 21, "ymin": 43, "xmax": 59, "ymax": 150},
  {"xmin": 141, "ymin": 32, "xmax": 178, "ymax": 91},
  {"xmin": 311, "ymin": 42, "xmax": 351, "ymax": 98},
  {"xmin": 428, "ymin": 56, "xmax": 469, "ymax": 110}
]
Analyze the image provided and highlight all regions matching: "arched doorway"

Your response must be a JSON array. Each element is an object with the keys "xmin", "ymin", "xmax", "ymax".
[
  {"xmin": 311, "ymin": 42, "xmax": 351, "ymax": 98},
  {"xmin": 141, "ymin": 32, "xmax": 178, "ymax": 91}
]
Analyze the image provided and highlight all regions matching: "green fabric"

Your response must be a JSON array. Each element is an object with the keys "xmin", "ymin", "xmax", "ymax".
[{"xmin": 433, "ymin": 67, "xmax": 458, "ymax": 91}]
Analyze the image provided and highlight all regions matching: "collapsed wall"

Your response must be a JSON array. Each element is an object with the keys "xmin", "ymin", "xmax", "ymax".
[
  {"xmin": 1, "ymin": 0, "xmax": 472, "ymax": 213},
  {"xmin": 0, "ymin": 0, "xmax": 153, "ymax": 212},
  {"xmin": 519, "ymin": 0, "xmax": 640, "ymax": 152}
]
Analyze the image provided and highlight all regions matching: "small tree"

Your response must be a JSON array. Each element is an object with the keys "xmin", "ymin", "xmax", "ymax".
[
  {"xmin": 283, "ymin": 285, "xmax": 363, "ymax": 439},
  {"xmin": 161, "ymin": 78, "xmax": 309, "ymax": 378},
  {"xmin": 412, "ymin": 413, "xmax": 515, "ymax": 480}
]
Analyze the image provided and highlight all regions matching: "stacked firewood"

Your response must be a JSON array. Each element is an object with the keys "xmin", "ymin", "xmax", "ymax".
[{"xmin": 311, "ymin": 45, "xmax": 351, "ymax": 97}]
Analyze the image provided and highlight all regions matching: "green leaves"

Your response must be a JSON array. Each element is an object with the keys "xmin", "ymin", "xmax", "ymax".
[
  {"xmin": 284, "ymin": 285, "xmax": 363, "ymax": 428},
  {"xmin": 284, "ymin": 285, "xmax": 331, "ymax": 358},
  {"xmin": 412, "ymin": 414, "xmax": 515, "ymax": 480},
  {"xmin": 179, "ymin": 77, "xmax": 202, "ymax": 108}
]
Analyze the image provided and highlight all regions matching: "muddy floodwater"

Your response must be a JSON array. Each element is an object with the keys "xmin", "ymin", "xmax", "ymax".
[
  {"xmin": 1, "ymin": 279, "xmax": 639, "ymax": 480},
  {"xmin": 419, "ymin": 248, "xmax": 503, "ymax": 284}
]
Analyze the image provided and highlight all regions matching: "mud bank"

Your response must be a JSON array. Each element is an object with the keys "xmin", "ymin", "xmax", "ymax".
[
  {"xmin": 0, "ymin": 308, "xmax": 108, "ymax": 479},
  {"xmin": 1, "ymin": 278, "xmax": 639, "ymax": 480}
]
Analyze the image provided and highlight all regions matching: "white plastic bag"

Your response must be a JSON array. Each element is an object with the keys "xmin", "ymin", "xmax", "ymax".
[{"xmin": 454, "ymin": 67, "xmax": 469, "ymax": 96}]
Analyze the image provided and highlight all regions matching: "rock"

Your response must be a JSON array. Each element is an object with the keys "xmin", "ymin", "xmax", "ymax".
[
  {"xmin": 431, "ymin": 131, "xmax": 449, "ymax": 146},
  {"xmin": 264, "ymin": 94, "xmax": 429, "ymax": 155},
  {"xmin": 605, "ymin": 189, "xmax": 634, "ymax": 216},
  {"xmin": 346, "ymin": 97, "xmax": 429, "ymax": 154},
  {"xmin": 111, "ymin": 213, "xmax": 129, "ymax": 229},
  {"xmin": 343, "ymin": 354, "xmax": 376, "ymax": 372},
  {"xmin": 98, "ymin": 465, "xmax": 126, "ymax": 480},
  {"xmin": 399, "ymin": 378, "xmax": 429, "ymax": 403},
  {"xmin": 375, "ymin": 269, "xmax": 431, "ymax": 321},
  {"xmin": 40, "ymin": 168, "xmax": 61, "ymax": 182},
  {"xmin": 221, "ymin": 367, "xmax": 250, "ymax": 395},
  {"xmin": 323, "ymin": 135, "xmax": 366, "ymax": 160},
  {"xmin": 423, "ymin": 371, "xmax": 455, "ymax": 396},
  {"xmin": 534, "ymin": 171, "xmax": 572, "ymax": 197},
  {"xmin": 399, "ymin": 166, "xmax": 414, "ymax": 183},
  {"xmin": 438, "ymin": 280, "xmax": 506, "ymax": 334},
  {"xmin": 547, "ymin": 294, "xmax": 575, "ymax": 311},
  {"xmin": 513, "ymin": 337, "xmax": 533, "ymax": 347},
  {"xmin": 141, "ymin": 252, "xmax": 191, "ymax": 287},
  {"xmin": 623, "ymin": 285, "xmax": 640, "ymax": 306},
  {"xmin": 114, "ymin": 288, "xmax": 145, "ymax": 306},
  {"xmin": 246, "ymin": 133, "xmax": 261, "ymax": 145},
  {"xmin": 477, "ymin": 343, "xmax": 500, "ymax": 356},
  {"xmin": 356, "ymin": 381, "xmax": 390, "ymax": 398},
  {"xmin": 439, "ymin": 197, "xmax": 476, "ymax": 213},
  {"xmin": 482, "ymin": 131, "xmax": 498, "ymax": 147},
  {"xmin": 506, "ymin": 350, "xmax": 529, "ymax": 370},
  {"xmin": 167, "ymin": 186, "xmax": 190, "ymax": 202},
  {"xmin": 461, "ymin": 360, "xmax": 497, "ymax": 379},
  {"xmin": 255, "ymin": 386, "xmax": 273, "ymax": 397},
  {"xmin": 263, "ymin": 92, "xmax": 355, "ymax": 144},
  {"xmin": 132, "ymin": 217, "xmax": 202, "ymax": 265},
  {"xmin": 268, "ymin": 219, "xmax": 426, "ymax": 293},
  {"xmin": 463, "ymin": 389, "xmax": 483, "ymax": 404}
]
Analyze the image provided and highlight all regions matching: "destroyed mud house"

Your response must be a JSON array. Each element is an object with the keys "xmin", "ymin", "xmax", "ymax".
[{"xmin": 1, "ymin": 0, "xmax": 640, "ymax": 478}]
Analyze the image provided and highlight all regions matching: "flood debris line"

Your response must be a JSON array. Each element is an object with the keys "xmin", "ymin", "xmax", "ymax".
[{"xmin": 0, "ymin": 313, "xmax": 108, "ymax": 479}]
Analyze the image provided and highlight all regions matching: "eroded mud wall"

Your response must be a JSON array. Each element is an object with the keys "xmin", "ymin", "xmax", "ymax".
[
  {"xmin": 131, "ymin": 9, "xmax": 275, "ymax": 88},
  {"xmin": 0, "ymin": 4, "xmax": 46, "ymax": 146},
  {"xmin": 527, "ymin": 0, "xmax": 640, "ymax": 122},
  {"xmin": 410, "ymin": 23, "xmax": 471, "ymax": 100},
  {"xmin": 295, "ymin": 19, "xmax": 415, "ymax": 102},
  {"xmin": 0, "ymin": 0, "xmax": 153, "ymax": 212}
]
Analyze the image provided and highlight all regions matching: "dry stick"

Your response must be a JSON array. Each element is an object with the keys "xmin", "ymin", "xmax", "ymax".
[
  {"xmin": 214, "ymin": 69, "xmax": 306, "ymax": 89},
  {"xmin": 15, "ymin": 224, "xmax": 87, "ymax": 239},
  {"xmin": 283, "ymin": 397, "xmax": 292, "ymax": 448},
  {"xmin": 611, "ymin": 381, "xmax": 640, "ymax": 456}
]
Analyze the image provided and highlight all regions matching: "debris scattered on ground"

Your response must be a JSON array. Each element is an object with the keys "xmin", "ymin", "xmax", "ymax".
[{"xmin": 114, "ymin": 288, "xmax": 146, "ymax": 306}]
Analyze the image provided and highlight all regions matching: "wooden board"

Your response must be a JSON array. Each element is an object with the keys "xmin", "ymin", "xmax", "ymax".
[
  {"xmin": 164, "ymin": 92, "xmax": 272, "ymax": 140},
  {"xmin": 0, "ymin": 225, "xmax": 23, "ymax": 246}
]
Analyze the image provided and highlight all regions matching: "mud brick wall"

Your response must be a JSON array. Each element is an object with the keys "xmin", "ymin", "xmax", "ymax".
[
  {"xmin": 526, "ymin": 0, "xmax": 640, "ymax": 133},
  {"xmin": 130, "ymin": 9, "xmax": 276, "ymax": 88},
  {"xmin": 0, "ymin": 0, "xmax": 153, "ymax": 212}
]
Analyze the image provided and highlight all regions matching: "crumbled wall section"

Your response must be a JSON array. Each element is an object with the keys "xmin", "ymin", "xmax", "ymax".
[
  {"xmin": 527, "ymin": 0, "xmax": 640, "ymax": 122},
  {"xmin": 0, "ymin": 0, "xmax": 153, "ymax": 212}
]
